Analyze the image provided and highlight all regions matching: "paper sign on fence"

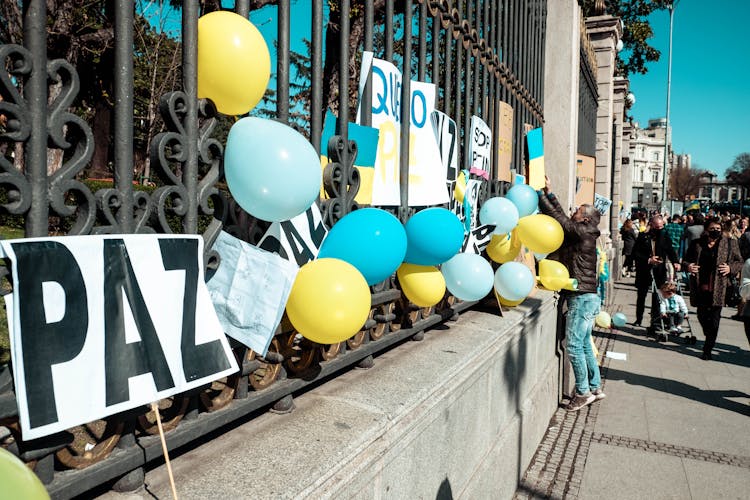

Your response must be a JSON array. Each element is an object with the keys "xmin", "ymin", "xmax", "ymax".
[{"xmin": 207, "ymin": 231, "xmax": 298, "ymax": 356}]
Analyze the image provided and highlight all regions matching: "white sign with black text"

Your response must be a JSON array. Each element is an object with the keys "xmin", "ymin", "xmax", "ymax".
[{"xmin": 0, "ymin": 235, "xmax": 238, "ymax": 440}]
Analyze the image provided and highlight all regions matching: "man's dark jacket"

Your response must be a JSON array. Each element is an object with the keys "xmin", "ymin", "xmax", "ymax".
[
  {"xmin": 632, "ymin": 228, "xmax": 678, "ymax": 288},
  {"xmin": 538, "ymin": 192, "xmax": 600, "ymax": 294}
]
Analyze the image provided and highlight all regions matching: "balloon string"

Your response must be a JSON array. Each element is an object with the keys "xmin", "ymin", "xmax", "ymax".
[{"xmin": 151, "ymin": 402, "xmax": 179, "ymax": 500}]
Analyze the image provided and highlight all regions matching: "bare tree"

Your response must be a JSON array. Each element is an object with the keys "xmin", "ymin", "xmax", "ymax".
[{"xmin": 669, "ymin": 165, "xmax": 706, "ymax": 201}]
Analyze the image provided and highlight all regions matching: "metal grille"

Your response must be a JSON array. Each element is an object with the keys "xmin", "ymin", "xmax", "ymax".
[{"xmin": 0, "ymin": 1, "xmax": 547, "ymax": 495}]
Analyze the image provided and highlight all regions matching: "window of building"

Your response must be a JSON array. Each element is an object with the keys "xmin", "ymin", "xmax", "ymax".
[
  {"xmin": 652, "ymin": 170, "xmax": 659, "ymax": 183},
  {"xmin": 651, "ymin": 151, "xmax": 660, "ymax": 161}
]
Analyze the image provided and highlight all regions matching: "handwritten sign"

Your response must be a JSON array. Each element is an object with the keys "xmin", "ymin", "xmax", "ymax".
[
  {"xmin": 469, "ymin": 116, "xmax": 492, "ymax": 180},
  {"xmin": 495, "ymin": 101, "xmax": 513, "ymax": 182}
]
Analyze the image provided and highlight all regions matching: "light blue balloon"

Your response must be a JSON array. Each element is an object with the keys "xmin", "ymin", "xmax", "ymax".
[
  {"xmin": 479, "ymin": 197, "xmax": 519, "ymax": 235},
  {"xmin": 612, "ymin": 312, "xmax": 628, "ymax": 328},
  {"xmin": 224, "ymin": 117, "xmax": 322, "ymax": 222},
  {"xmin": 318, "ymin": 208, "xmax": 407, "ymax": 285},
  {"xmin": 505, "ymin": 184, "xmax": 539, "ymax": 217},
  {"xmin": 441, "ymin": 253, "xmax": 494, "ymax": 301},
  {"xmin": 404, "ymin": 208, "xmax": 464, "ymax": 265},
  {"xmin": 494, "ymin": 262, "xmax": 535, "ymax": 301}
]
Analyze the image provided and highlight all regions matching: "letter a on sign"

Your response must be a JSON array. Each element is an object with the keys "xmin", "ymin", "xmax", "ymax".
[{"xmin": 0, "ymin": 235, "xmax": 238, "ymax": 440}]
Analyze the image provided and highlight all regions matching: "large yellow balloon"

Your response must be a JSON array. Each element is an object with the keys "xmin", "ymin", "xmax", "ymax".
[
  {"xmin": 595, "ymin": 311, "xmax": 612, "ymax": 328},
  {"xmin": 198, "ymin": 12, "xmax": 271, "ymax": 115},
  {"xmin": 538, "ymin": 259, "xmax": 570, "ymax": 291},
  {"xmin": 486, "ymin": 230, "xmax": 521, "ymax": 264},
  {"xmin": 516, "ymin": 214, "xmax": 564, "ymax": 254},
  {"xmin": 286, "ymin": 258, "xmax": 371, "ymax": 344},
  {"xmin": 0, "ymin": 448, "xmax": 49, "ymax": 500},
  {"xmin": 397, "ymin": 263, "xmax": 446, "ymax": 307}
]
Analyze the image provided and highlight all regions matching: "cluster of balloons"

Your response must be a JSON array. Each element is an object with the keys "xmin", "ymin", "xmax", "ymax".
[
  {"xmin": 198, "ymin": 12, "xmax": 321, "ymax": 224},
  {"xmin": 595, "ymin": 311, "xmax": 628, "ymax": 329}
]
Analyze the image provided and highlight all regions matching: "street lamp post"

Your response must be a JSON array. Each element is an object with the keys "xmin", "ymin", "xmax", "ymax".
[{"xmin": 661, "ymin": 1, "xmax": 679, "ymax": 210}]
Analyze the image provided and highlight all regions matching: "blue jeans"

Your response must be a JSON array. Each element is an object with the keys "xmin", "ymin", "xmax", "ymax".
[{"xmin": 565, "ymin": 293, "xmax": 602, "ymax": 396}]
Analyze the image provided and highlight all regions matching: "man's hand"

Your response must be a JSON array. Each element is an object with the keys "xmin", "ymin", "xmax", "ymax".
[
  {"xmin": 648, "ymin": 256, "xmax": 662, "ymax": 265},
  {"xmin": 687, "ymin": 263, "xmax": 700, "ymax": 274},
  {"xmin": 718, "ymin": 263, "xmax": 730, "ymax": 276}
]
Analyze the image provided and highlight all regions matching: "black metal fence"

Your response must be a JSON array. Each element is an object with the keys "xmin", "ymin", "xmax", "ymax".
[{"xmin": 0, "ymin": 0, "xmax": 546, "ymax": 496}]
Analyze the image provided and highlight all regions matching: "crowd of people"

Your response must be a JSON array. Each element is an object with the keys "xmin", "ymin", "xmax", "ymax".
[{"xmin": 619, "ymin": 209, "xmax": 750, "ymax": 360}]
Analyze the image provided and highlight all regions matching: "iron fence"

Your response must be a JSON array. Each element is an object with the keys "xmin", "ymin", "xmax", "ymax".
[{"xmin": 0, "ymin": 0, "xmax": 546, "ymax": 496}]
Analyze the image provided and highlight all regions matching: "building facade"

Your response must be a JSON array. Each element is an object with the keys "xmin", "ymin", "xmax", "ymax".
[{"xmin": 629, "ymin": 118, "xmax": 672, "ymax": 209}]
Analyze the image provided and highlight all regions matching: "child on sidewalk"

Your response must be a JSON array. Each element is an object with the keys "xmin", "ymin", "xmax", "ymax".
[{"xmin": 658, "ymin": 281, "xmax": 688, "ymax": 334}]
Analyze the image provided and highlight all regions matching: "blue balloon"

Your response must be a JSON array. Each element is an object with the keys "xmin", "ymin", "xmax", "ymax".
[
  {"xmin": 505, "ymin": 184, "xmax": 539, "ymax": 217},
  {"xmin": 494, "ymin": 262, "xmax": 535, "ymax": 301},
  {"xmin": 318, "ymin": 208, "xmax": 407, "ymax": 285},
  {"xmin": 612, "ymin": 312, "xmax": 628, "ymax": 328},
  {"xmin": 404, "ymin": 208, "xmax": 464, "ymax": 266},
  {"xmin": 224, "ymin": 117, "xmax": 322, "ymax": 222},
  {"xmin": 441, "ymin": 253, "xmax": 494, "ymax": 301},
  {"xmin": 479, "ymin": 197, "xmax": 519, "ymax": 235}
]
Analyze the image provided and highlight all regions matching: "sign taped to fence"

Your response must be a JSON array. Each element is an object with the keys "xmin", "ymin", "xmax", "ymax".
[
  {"xmin": 257, "ymin": 203, "xmax": 328, "ymax": 267},
  {"xmin": 0, "ymin": 235, "xmax": 239, "ymax": 440},
  {"xmin": 469, "ymin": 116, "xmax": 492, "ymax": 180}
]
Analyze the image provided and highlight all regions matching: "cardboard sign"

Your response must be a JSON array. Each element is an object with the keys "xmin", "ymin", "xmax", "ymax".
[
  {"xmin": 257, "ymin": 204, "xmax": 328, "ymax": 267},
  {"xmin": 526, "ymin": 127, "xmax": 545, "ymax": 190},
  {"xmin": 0, "ymin": 235, "xmax": 239, "ymax": 440},
  {"xmin": 575, "ymin": 154, "xmax": 596, "ymax": 206},
  {"xmin": 207, "ymin": 231, "xmax": 297, "ymax": 356},
  {"xmin": 469, "ymin": 115, "xmax": 492, "ymax": 180},
  {"xmin": 495, "ymin": 101, "xmax": 513, "ymax": 182}
]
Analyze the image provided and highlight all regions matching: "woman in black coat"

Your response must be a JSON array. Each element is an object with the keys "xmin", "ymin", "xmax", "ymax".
[
  {"xmin": 683, "ymin": 217, "xmax": 743, "ymax": 360},
  {"xmin": 620, "ymin": 219, "xmax": 637, "ymax": 276}
]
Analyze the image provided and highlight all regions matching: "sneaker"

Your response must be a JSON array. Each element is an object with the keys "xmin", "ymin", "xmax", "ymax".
[
  {"xmin": 565, "ymin": 392, "xmax": 596, "ymax": 412},
  {"xmin": 674, "ymin": 326, "xmax": 683, "ymax": 335},
  {"xmin": 592, "ymin": 388, "xmax": 607, "ymax": 401},
  {"xmin": 669, "ymin": 327, "xmax": 679, "ymax": 334}
]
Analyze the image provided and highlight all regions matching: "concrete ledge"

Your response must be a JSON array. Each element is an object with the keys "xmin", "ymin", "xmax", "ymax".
[{"xmin": 135, "ymin": 292, "xmax": 561, "ymax": 500}]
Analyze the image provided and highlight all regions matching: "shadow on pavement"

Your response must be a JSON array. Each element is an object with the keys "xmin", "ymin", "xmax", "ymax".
[{"xmin": 604, "ymin": 366, "xmax": 750, "ymax": 417}]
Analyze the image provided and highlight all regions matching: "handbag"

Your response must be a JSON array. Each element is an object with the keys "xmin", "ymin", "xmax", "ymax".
[{"xmin": 726, "ymin": 274, "xmax": 741, "ymax": 307}]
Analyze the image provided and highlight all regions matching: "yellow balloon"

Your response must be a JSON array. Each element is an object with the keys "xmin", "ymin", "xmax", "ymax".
[
  {"xmin": 0, "ymin": 448, "xmax": 49, "ymax": 500},
  {"xmin": 198, "ymin": 12, "xmax": 271, "ymax": 115},
  {"xmin": 516, "ymin": 214, "xmax": 564, "ymax": 254},
  {"xmin": 486, "ymin": 230, "xmax": 521, "ymax": 264},
  {"xmin": 538, "ymin": 259, "xmax": 570, "ymax": 291},
  {"xmin": 595, "ymin": 311, "xmax": 612, "ymax": 328},
  {"xmin": 494, "ymin": 289, "xmax": 524, "ymax": 307},
  {"xmin": 397, "ymin": 263, "xmax": 446, "ymax": 307},
  {"xmin": 286, "ymin": 258, "xmax": 371, "ymax": 344}
]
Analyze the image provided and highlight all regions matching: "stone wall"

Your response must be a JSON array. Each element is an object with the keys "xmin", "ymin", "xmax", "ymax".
[{"xmin": 141, "ymin": 292, "xmax": 562, "ymax": 500}]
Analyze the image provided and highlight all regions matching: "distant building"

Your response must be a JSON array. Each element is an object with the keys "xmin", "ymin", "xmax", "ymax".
[{"xmin": 629, "ymin": 118, "xmax": 672, "ymax": 208}]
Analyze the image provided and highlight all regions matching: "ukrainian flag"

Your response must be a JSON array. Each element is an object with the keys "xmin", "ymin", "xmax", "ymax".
[{"xmin": 685, "ymin": 199, "xmax": 701, "ymax": 212}]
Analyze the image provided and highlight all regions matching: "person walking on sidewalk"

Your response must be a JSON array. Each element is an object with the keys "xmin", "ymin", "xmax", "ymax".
[
  {"xmin": 539, "ymin": 177, "xmax": 605, "ymax": 412},
  {"xmin": 620, "ymin": 219, "xmax": 637, "ymax": 277},
  {"xmin": 683, "ymin": 217, "xmax": 743, "ymax": 360},
  {"xmin": 632, "ymin": 215, "xmax": 680, "ymax": 327}
]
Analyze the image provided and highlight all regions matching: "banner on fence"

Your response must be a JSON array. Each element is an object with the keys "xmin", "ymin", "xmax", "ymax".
[
  {"xmin": 0, "ymin": 235, "xmax": 239, "ymax": 440},
  {"xmin": 357, "ymin": 51, "xmax": 449, "ymax": 206}
]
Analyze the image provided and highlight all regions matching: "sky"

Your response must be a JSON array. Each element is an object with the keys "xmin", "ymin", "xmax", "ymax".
[{"xmin": 626, "ymin": 0, "xmax": 750, "ymax": 178}]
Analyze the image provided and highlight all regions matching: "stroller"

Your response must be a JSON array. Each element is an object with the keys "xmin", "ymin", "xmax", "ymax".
[{"xmin": 646, "ymin": 266, "xmax": 697, "ymax": 344}]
